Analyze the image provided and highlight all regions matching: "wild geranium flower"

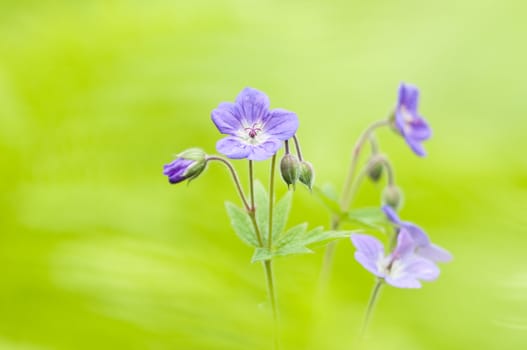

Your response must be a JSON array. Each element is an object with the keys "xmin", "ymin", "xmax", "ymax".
[
  {"xmin": 393, "ymin": 83, "xmax": 432, "ymax": 157},
  {"xmin": 211, "ymin": 87, "xmax": 299, "ymax": 161},
  {"xmin": 163, "ymin": 148, "xmax": 207, "ymax": 184},
  {"xmin": 351, "ymin": 231, "xmax": 440, "ymax": 288},
  {"xmin": 382, "ymin": 205, "xmax": 452, "ymax": 262}
]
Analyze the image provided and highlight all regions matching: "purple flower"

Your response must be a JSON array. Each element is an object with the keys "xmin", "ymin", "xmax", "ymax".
[
  {"xmin": 382, "ymin": 205, "xmax": 452, "ymax": 263},
  {"xmin": 394, "ymin": 83, "xmax": 432, "ymax": 157},
  {"xmin": 211, "ymin": 87, "xmax": 299, "ymax": 161},
  {"xmin": 351, "ymin": 231, "xmax": 439, "ymax": 288},
  {"xmin": 163, "ymin": 148, "xmax": 207, "ymax": 184}
]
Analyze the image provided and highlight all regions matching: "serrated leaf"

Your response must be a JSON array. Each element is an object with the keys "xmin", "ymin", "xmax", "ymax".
[
  {"xmin": 275, "ymin": 223, "xmax": 308, "ymax": 248},
  {"xmin": 254, "ymin": 181, "xmax": 269, "ymax": 245},
  {"xmin": 272, "ymin": 190, "xmax": 293, "ymax": 242},
  {"xmin": 225, "ymin": 202, "xmax": 259, "ymax": 247},
  {"xmin": 313, "ymin": 183, "xmax": 341, "ymax": 214}
]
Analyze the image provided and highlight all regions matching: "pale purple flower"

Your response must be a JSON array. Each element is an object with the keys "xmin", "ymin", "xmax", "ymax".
[
  {"xmin": 211, "ymin": 87, "xmax": 299, "ymax": 161},
  {"xmin": 394, "ymin": 83, "xmax": 432, "ymax": 157},
  {"xmin": 350, "ymin": 231, "xmax": 440, "ymax": 288},
  {"xmin": 382, "ymin": 205, "xmax": 452, "ymax": 262}
]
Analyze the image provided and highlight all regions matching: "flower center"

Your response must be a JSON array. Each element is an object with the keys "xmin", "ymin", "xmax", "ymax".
[
  {"xmin": 400, "ymin": 106, "xmax": 415, "ymax": 134},
  {"xmin": 244, "ymin": 123, "xmax": 262, "ymax": 139}
]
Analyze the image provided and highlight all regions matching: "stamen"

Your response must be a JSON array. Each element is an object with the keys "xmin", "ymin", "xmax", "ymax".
[{"xmin": 244, "ymin": 123, "xmax": 262, "ymax": 139}]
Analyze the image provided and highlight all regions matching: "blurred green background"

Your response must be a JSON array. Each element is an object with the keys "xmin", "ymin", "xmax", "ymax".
[{"xmin": 1, "ymin": 0, "xmax": 526, "ymax": 349}]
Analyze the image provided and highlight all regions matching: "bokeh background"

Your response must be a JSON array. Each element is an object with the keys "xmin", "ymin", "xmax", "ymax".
[{"xmin": 1, "ymin": 0, "xmax": 526, "ymax": 349}]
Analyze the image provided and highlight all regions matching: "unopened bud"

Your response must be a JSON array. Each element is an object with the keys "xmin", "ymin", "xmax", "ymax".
[
  {"xmin": 298, "ymin": 160, "xmax": 315, "ymax": 190},
  {"xmin": 382, "ymin": 185, "xmax": 404, "ymax": 210},
  {"xmin": 280, "ymin": 153, "xmax": 300, "ymax": 188},
  {"xmin": 163, "ymin": 148, "xmax": 207, "ymax": 184},
  {"xmin": 368, "ymin": 161, "xmax": 383, "ymax": 182}
]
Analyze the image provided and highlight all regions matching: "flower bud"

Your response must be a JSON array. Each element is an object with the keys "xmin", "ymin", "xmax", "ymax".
[
  {"xmin": 368, "ymin": 161, "xmax": 383, "ymax": 182},
  {"xmin": 280, "ymin": 153, "xmax": 300, "ymax": 188},
  {"xmin": 163, "ymin": 148, "xmax": 207, "ymax": 184},
  {"xmin": 298, "ymin": 160, "xmax": 315, "ymax": 190},
  {"xmin": 382, "ymin": 185, "xmax": 404, "ymax": 210}
]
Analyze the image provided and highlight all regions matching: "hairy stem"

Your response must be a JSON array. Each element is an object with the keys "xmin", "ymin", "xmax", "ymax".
[
  {"xmin": 292, "ymin": 135, "xmax": 303, "ymax": 161},
  {"xmin": 206, "ymin": 156, "xmax": 250, "ymax": 211}
]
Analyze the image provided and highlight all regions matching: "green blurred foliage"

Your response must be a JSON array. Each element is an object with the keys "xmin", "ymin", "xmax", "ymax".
[{"xmin": 1, "ymin": 0, "xmax": 526, "ymax": 349}]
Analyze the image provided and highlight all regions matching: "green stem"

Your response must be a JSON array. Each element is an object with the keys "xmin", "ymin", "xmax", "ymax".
[
  {"xmin": 360, "ymin": 279, "xmax": 383, "ymax": 339},
  {"xmin": 284, "ymin": 140, "xmax": 290, "ymax": 154},
  {"xmin": 268, "ymin": 154, "xmax": 277, "ymax": 250},
  {"xmin": 340, "ymin": 119, "xmax": 390, "ymax": 212},
  {"xmin": 248, "ymin": 159, "xmax": 279, "ymax": 350},
  {"xmin": 320, "ymin": 120, "xmax": 390, "ymax": 285},
  {"xmin": 248, "ymin": 160, "xmax": 264, "ymax": 247},
  {"xmin": 319, "ymin": 215, "xmax": 340, "ymax": 286},
  {"xmin": 347, "ymin": 155, "xmax": 395, "ymax": 206},
  {"xmin": 292, "ymin": 135, "xmax": 303, "ymax": 161},
  {"xmin": 249, "ymin": 160, "xmax": 256, "ymax": 210},
  {"xmin": 206, "ymin": 156, "xmax": 250, "ymax": 211},
  {"xmin": 267, "ymin": 154, "xmax": 279, "ymax": 348},
  {"xmin": 264, "ymin": 260, "xmax": 279, "ymax": 350}
]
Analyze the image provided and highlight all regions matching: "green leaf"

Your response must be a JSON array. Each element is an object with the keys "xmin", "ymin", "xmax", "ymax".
[
  {"xmin": 251, "ymin": 247, "xmax": 273, "ymax": 262},
  {"xmin": 251, "ymin": 244, "xmax": 313, "ymax": 262},
  {"xmin": 275, "ymin": 223, "xmax": 308, "ymax": 248},
  {"xmin": 225, "ymin": 202, "xmax": 259, "ymax": 247},
  {"xmin": 313, "ymin": 183, "xmax": 341, "ymax": 214},
  {"xmin": 250, "ymin": 223, "xmax": 354, "ymax": 262},
  {"xmin": 272, "ymin": 190, "xmax": 293, "ymax": 242},
  {"xmin": 254, "ymin": 181, "xmax": 269, "ymax": 244},
  {"xmin": 346, "ymin": 207, "xmax": 388, "ymax": 230},
  {"xmin": 300, "ymin": 227, "xmax": 352, "ymax": 247},
  {"xmin": 274, "ymin": 245, "xmax": 313, "ymax": 257}
]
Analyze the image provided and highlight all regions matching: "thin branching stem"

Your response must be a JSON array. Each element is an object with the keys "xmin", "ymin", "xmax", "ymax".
[
  {"xmin": 320, "ymin": 119, "xmax": 391, "ymax": 286},
  {"xmin": 292, "ymin": 135, "xmax": 303, "ymax": 161},
  {"xmin": 246, "ymin": 158, "xmax": 280, "ymax": 350},
  {"xmin": 360, "ymin": 279, "xmax": 383, "ymax": 340},
  {"xmin": 340, "ymin": 119, "xmax": 390, "ymax": 211},
  {"xmin": 206, "ymin": 156, "xmax": 250, "ymax": 211},
  {"xmin": 267, "ymin": 154, "xmax": 279, "ymax": 349},
  {"xmin": 247, "ymin": 160, "xmax": 265, "ymax": 247},
  {"xmin": 268, "ymin": 154, "xmax": 277, "ymax": 250},
  {"xmin": 284, "ymin": 140, "xmax": 290, "ymax": 154}
]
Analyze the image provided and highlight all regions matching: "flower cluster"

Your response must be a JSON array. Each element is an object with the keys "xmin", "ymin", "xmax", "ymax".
[
  {"xmin": 163, "ymin": 83, "xmax": 451, "ymax": 344},
  {"xmin": 163, "ymin": 87, "xmax": 313, "ymax": 190}
]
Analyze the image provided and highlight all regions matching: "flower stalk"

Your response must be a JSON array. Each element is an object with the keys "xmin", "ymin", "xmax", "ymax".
[
  {"xmin": 321, "ymin": 119, "xmax": 391, "ymax": 286},
  {"xmin": 206, "ymin": 156, "xmax": 251, "ymax": 211},
  {"xmin": 340, "ymin": 119, "xmax": 390, "ymax": 211},
  {"xmin": 360, "ymin": 278, "xmax": 383, "ymax": 339}
]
